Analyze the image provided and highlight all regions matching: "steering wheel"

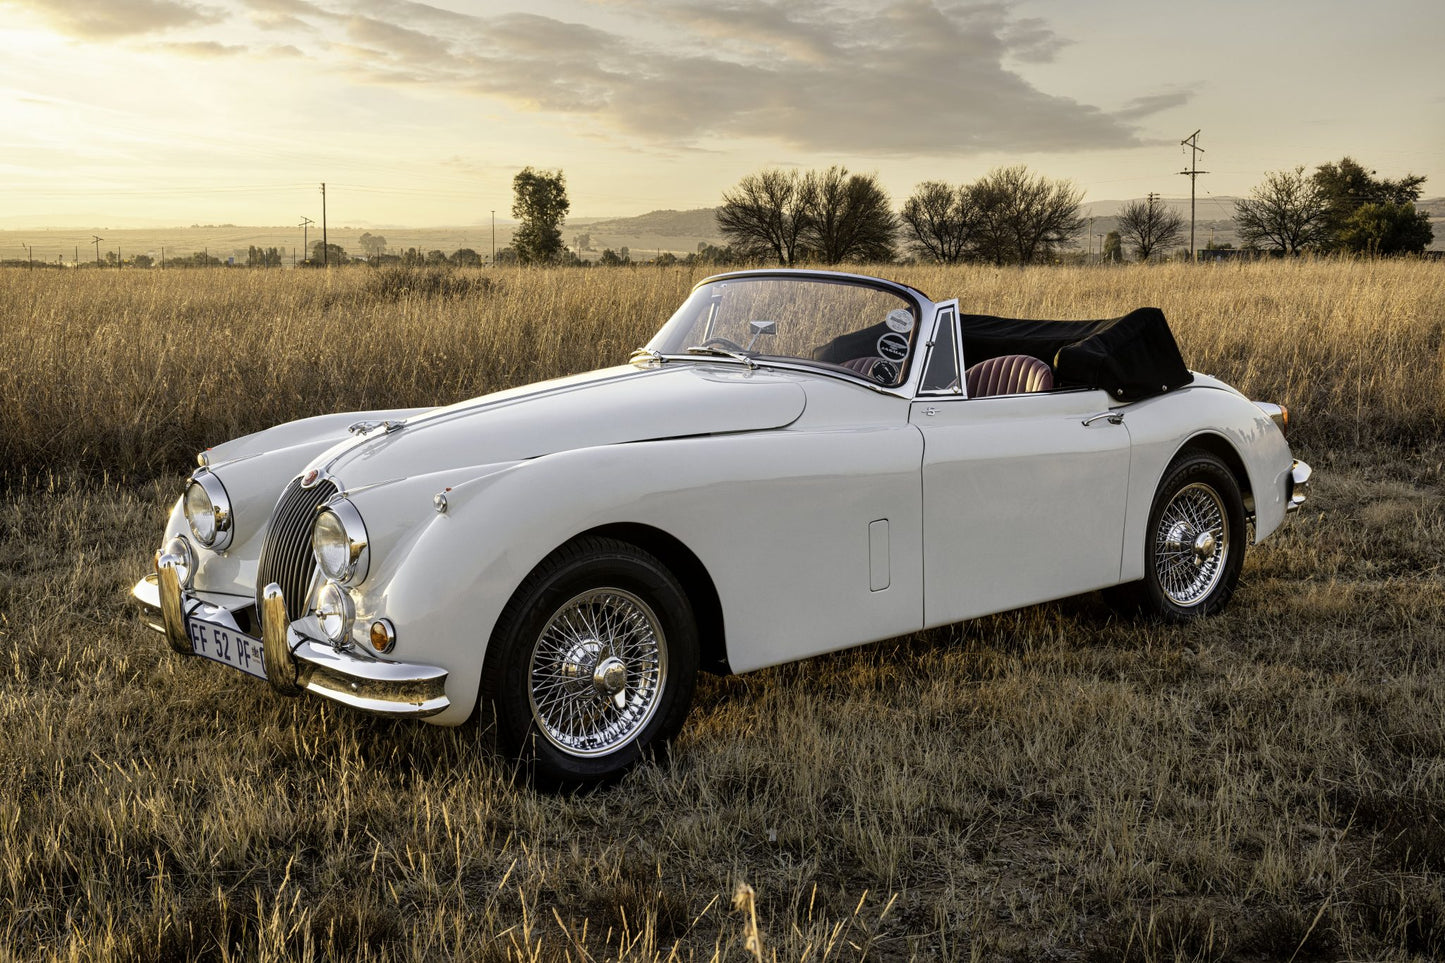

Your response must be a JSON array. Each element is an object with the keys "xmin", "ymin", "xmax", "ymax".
[{"xmin": 701, "ymin": 336, "xmax": 745, "ymax": 352}]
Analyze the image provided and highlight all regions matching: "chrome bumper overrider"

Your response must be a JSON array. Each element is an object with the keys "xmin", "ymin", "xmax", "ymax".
[
  {"xmin": 132, "ymin": 555, "xmax": 449, "ymax": 718},
  {"xmin": 1288, "ymin": 459, "xmax": 1312, "ymax": 513}
]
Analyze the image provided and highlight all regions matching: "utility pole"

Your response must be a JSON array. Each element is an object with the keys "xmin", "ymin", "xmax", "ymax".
[
  {"xmin": 320, "ymin": 183, "xmax": 328, "ymax": 268},
  {"xmin": 91, "ymin": 235, "xmax": 103, "ymax": 267},
  {"xmin": 491, "ymin": 209, "xmax": 496, "ymax": 266},
  {"xmin": 299, "ymin": 216, "xmax": 314, "ymax": 265},
  {"xmin": 21, "ymin": 243, "xmax": 31, "ymax": 270},
  {"xmin": 1179, "ymin": 130, "xmax": 1208, "ymax": 263}
]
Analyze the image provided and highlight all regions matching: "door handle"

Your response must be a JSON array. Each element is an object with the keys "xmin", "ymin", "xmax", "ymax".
[{"xmin": 1082, "ymin": 411, "xmax": 1124, "ymax": 427}]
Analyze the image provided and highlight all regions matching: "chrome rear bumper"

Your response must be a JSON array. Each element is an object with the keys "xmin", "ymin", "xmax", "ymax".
[{"xmin": 132, "ymin": 556, "xmax": 450, "ymax": 718}]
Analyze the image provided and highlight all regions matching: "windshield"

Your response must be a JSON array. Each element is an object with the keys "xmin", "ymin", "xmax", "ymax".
[{"xmin": 645, "ymin": 276, "xmax": 922, "ymax": 387}]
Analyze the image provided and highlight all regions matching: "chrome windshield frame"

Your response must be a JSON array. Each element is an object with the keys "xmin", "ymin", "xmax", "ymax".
[{"xmin": 646, "ymin": 269, "xmax": 940, "ymax": 400}]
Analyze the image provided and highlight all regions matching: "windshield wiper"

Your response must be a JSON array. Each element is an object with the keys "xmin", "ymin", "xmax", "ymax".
[
  {"xmin": 629, "ymin": 347, "xmax": 665, "ymax": 366},
  {"xmin": 684, "ymin": 344, "xmax": 757, "ymax": 369}
]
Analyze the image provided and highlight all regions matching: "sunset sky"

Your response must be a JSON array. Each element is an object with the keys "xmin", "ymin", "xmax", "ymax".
[{"xmin": 2, "ymin": 0, "xmax": 1441, "ymax": 227}]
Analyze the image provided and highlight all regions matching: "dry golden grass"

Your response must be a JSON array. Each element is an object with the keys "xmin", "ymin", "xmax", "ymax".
[
  {"xmin": 2, "ymin": 260, "xmax": 1441, "ymax": 480},
  {"xmin": 1, "ymin": 260, "xmax": 1443, "ymax": 960}
]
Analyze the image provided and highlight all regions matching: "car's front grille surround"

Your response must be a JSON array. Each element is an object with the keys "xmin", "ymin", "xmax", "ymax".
[{"xmin": 256, "ymin": 476, "xmax": 337, "ymax": 620}]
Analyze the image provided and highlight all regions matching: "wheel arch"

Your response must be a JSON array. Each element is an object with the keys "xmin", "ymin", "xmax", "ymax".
[
  {"xmin": 578, "ymin": 523, "xmax": 730, "ymax": 676},
  {"xmin": 481, "ymin": 522, "xmax": 730, "ymax": 690},
  {"xmin": 1174, "ymin": 431, "xmax": 1253, "ymax": 517}
]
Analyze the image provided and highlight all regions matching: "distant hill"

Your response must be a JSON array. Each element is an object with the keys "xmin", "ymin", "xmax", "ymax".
[{"xmin": 580, "ymin": 208, "xmax": 721, "ymax": 237}]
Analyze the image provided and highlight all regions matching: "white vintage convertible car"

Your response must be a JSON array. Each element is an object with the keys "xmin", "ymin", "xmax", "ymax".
[{"xmin": 133, "ymin": 270, "xmax": 1310, "ymax": 786}]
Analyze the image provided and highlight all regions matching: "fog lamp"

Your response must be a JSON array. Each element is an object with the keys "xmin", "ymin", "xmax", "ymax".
[
  {"xmin": 163, "ymin": 535, "xmax": 195, "ymax": 587},
  {"xmin": 315, "ymin": 580, "xmax": 354, "ymax": 645}
]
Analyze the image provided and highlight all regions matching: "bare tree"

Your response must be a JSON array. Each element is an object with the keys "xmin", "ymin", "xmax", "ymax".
[
  {"xmin": 804, "ymin": 167, "xmax": 897, "ymax": 264},
  {"xmin": 1116, "ymin": 195, "xmax": 1185, "ymax": 262},
  {"xmin": 717, "ymin": 169, "xmax": 816, "ymax": 265},
  {"xmin": 1234, "ymin": 167, "xmax": 1329, "ymax": 255},
  {"xmin": 969, "ymin": 165, "xmax": 1084, "ymax": 265},
  {"xmin": 900, "ymin": 181, "xmax": 976, "ymax": 263}
]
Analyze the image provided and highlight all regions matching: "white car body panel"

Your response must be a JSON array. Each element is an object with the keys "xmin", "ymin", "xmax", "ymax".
[{"xmin": 912, "ymin": 387, "xmax": 1131, "ymax": 625}]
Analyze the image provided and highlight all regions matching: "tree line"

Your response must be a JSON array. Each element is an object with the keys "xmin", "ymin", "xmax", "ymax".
[{"xmin": 709, "ymin": 156, "xmax": 1433, "ymax": 266}]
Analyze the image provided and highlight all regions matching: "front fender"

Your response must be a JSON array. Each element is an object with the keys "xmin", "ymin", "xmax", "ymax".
[
  {"xmin": 1120, "ymin": 385, "xmax": 1295, "ymax": 583},
  {"xmin": 373, "ymin": 426, "xmax": 924, "ymax": 727}
]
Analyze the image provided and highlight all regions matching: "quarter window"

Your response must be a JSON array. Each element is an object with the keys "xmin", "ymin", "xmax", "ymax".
[{"xmin": 920, "ymin": 309, "xmax": 959, "ymax": 393}]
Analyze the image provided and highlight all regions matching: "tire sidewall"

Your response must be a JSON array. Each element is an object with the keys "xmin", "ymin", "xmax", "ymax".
[
  {"xmin": 489, "ymin": 538, "xmax": 699, "ymax": 788},
  {"xmin": 1142, "ymin": 452, "xmax": 1247, "ymax": 621}
]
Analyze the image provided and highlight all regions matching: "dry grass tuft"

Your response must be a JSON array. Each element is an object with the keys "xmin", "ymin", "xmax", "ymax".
[{"xmin": 1, "ymin": 261, "xmax": 1443, "ymax": 959}]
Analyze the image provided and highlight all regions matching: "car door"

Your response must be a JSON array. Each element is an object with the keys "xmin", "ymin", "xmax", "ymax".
[{"xmin": 911, "ymin": 303, "xmax": 1131, "ymax": 626}]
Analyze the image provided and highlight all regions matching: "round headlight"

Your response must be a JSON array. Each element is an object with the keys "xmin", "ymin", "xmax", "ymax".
[
  {"xmin": 183, "ymin": 470, "xmax": 233, "ymax": 551},
  {"xmin": 311, "ymin": 500, "xmax": 369, "ymax": 584},
  {"xmin": 163, "ymin": 535, "xmax": 194, "ymax": 587},
  {"xmin": 315, "ymin": 580, "xmax": 354, "ymax": 644}
]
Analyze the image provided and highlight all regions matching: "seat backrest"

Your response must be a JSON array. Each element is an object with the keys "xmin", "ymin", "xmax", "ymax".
[
  {"xmin": 964, "ymin": 354, "xmax": 1054, "ymax": 397},
  {"xmin": 840, "ymin": 356, "xmax": 882, "ymax": 376}
]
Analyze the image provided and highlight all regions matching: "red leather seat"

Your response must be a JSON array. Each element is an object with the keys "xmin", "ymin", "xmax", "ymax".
[
  {"xmin": 841, "ymin": 356, "xmax": 884, "ymax": 376},
  {"xmin": 964, "ymin": 354, "xmax": 1054, "ymax": 397}
]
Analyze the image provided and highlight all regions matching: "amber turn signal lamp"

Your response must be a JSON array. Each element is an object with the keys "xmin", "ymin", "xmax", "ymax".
[{"xmin": 369, "ymin": 619, "xmax": 396, "ymax": 654}]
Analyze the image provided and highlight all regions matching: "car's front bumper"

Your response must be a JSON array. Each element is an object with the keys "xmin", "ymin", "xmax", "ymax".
[{"xmin": 132, "ymin": 555, "xmax": 450, "ymax": 718}]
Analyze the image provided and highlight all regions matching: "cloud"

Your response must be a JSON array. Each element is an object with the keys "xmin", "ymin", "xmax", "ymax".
[
  {"xmin": 160, "ymin": 40, "xmax": 248, "ymax": 56},
  {"xmin": 7, "ymin": 0, "xmax": 222, "ymax": 39},
  {"xmin": 1115, "ymin": 91, "xmax": 1191, "ymax": 121},
  {"xmin": 23, "ymin": 0, "xmax": 1188, "ymax": 156},
  {"xmin": 312, "ymin": 0, "xmax": 1186, "ymax": 155}
]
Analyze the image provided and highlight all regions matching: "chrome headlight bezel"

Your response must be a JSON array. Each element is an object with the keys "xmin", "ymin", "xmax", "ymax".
[
  {"xmin": 183, "ymin": 469, "xmax": 233, "ymax": 551},
  {"xmin": 311, "ymin": 499, "xmax": 369, "ymax": 585}
]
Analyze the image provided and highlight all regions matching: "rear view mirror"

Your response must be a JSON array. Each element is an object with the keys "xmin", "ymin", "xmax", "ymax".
[{"xmin": 746, "ymin": 320, "xmax": 776, "ymax": 350}]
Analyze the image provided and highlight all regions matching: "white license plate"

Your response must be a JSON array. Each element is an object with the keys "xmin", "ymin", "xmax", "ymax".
[{"xmin": 187, "ymin": 617, "xmax": 268, "ymax": 681}]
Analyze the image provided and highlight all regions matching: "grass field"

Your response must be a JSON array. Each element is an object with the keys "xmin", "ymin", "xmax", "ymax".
[{"xmin": 1, "ymin": 261, "xmax": 1443, "ymax": 960}]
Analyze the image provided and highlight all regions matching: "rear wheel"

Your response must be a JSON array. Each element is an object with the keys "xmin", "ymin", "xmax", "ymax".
[{"xmin": 486, "ymin": 537, "xmax": 699, "ymax": 789}]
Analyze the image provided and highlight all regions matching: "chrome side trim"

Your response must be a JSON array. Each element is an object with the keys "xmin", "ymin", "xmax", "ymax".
[{"xmin": 1288, "ymin": 459, "xmax": 1312, "ymax": 512}]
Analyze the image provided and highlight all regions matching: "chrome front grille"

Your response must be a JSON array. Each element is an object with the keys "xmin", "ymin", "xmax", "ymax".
[{"xmin": 256, "ymin": 476, "xmax": 337, "ymax": 620}]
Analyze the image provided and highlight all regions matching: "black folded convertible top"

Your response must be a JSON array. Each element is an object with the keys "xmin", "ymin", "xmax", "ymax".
[{"xmin": 958, "ymin": 307, "xmax": 1192, "ymax": 401}]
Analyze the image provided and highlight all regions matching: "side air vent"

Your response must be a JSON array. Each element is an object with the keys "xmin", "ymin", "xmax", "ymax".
[{"xmin": 256, "ymin": 476, "xmax": 338, "ymax": 620}]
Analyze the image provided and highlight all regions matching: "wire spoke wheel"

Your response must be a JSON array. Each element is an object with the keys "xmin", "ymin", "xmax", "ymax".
[
  {"xmin": 1153, "ymin": 481, "xmax": 1230, "ymax": 607},
  {"xmin": 527, "ymin": 588, "xmax": 668, "ymax": 757}
]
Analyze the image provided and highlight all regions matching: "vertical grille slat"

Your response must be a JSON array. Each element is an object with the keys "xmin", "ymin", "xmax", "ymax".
[{"xmin": 256, "ymin": 476, "xmax": 338, "ymax": 620}]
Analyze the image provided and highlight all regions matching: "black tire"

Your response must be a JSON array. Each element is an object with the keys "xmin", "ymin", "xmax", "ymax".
[
  {"xmin": 484, "ymin": 536, "xmax": 699, "ymax": 789},
  {"xmin": 1135, "ymin": 450, "xmax": 1247, "ymax": 621}
]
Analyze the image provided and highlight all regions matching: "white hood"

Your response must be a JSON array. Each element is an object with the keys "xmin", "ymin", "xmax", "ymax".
[{"xmin": 316, "ymin": 363, "xmax": 808, "ymax": 487}]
